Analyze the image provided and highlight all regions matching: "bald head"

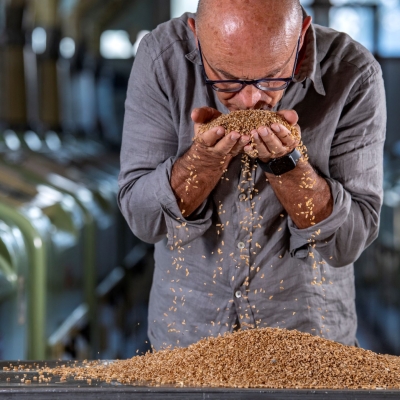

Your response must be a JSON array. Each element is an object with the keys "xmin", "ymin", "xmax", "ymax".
[
  {"xmin": 196, "ymin": 0, "xmax": 303, "ymax": 52},
  {"xmin": 189, "ymin": 0, "xmax": 309, "ymax": 111}
]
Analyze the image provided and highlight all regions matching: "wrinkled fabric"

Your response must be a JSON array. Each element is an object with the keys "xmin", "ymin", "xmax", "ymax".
[{"xmin": 118, "ymin": 13, "xmax": 386, "ymax": 350}]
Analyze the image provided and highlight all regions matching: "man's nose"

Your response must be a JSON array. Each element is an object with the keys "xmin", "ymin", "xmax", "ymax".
[{"xmin": 239, "ymin": 84, "xmax": 270, "ymax": 109}]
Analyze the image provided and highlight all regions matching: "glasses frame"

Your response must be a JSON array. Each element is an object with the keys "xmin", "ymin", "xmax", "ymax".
[{"xmin": 197, "ymin": 36, "xmax": 301, "ymax": 93}]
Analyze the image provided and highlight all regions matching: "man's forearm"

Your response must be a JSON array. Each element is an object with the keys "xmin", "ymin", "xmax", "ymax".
[
  {"xmin": 171, "ymin": 144, "xmax": 231, "ymax": 217},
  {"xmin": 266, "ymin": 158, "xmax": 333, "ymax": 229}
]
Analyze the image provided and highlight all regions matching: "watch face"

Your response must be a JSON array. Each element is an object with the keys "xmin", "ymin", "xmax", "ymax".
[{"xmin": 270, "ymin": 156, "xmax": 296, "ymax": 175}]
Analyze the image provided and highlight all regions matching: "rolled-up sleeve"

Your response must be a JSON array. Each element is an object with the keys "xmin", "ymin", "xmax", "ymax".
[
  {"xmin": 289, "ymin": 66, "xmax": 386, "ymax": 266},
  {"xmin": 118, "ymin": 35, "xmax": 212, "ymax": 245}
]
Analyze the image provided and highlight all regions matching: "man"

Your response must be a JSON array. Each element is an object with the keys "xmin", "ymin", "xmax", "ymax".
[{"xmin": 118, "ymin": 0, "xmax": 386, "ymax": 350}]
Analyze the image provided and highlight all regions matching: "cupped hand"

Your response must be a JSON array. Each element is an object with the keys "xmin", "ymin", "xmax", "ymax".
[
  {"xmin": 192, "ymin": 107, "xmax": 251, "ymax": 159},
  {"xmin": 244, "ymin": 109, "xmax": 301, "ymax": 162}
]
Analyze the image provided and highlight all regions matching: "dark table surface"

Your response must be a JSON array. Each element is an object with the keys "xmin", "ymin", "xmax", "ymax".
[{"xmin": 0, "ymin": 361, "xmax": 399, "ymax": 400}]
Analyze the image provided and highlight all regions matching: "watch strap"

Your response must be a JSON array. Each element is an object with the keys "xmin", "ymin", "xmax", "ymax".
[{"xmin": 258, "ymin": 148, "xmax": 302, "ymax": 175}]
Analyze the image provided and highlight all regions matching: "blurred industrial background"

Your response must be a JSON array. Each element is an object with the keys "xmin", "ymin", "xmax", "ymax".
[{"xmin": 0, "ymin": 0, "xmax": 399, "ymax": 360}]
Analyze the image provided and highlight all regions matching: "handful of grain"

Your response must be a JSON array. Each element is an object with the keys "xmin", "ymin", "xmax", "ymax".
[
  {"xmin": 44, "ymin": 327, "xmax": 400, "ymax": 389},
  {"xmin": 196, "ymin": 110, "xmax": 307, "ymax": 159}
]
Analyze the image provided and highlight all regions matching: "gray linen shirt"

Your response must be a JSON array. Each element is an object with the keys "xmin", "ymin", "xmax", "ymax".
[{"xmin": 118, "ymin": 13, "xmax": 386, "ymax": 350}]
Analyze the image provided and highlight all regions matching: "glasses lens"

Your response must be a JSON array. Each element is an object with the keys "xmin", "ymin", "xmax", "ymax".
[
  {"xmin": 212, "ymin": 82, "xmax": 243, "ymax": 92},
  {"xmin": 257, "ymin": 80, "xmax": 289, "ymax": 91}
]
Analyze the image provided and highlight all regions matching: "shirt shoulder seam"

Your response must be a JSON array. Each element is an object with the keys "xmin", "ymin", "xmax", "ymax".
[
  {"xmin": 142, "ymin": 31, "xmax": 191, "ymax": 63},
  {"xmin": 153, "ymin": 38, "xmax": 192, "ymax": 61},
  {"xmin": 324, "ymin": 53, "xmax": 380, "ymax": 105},
  {"xmin": 346, "ymin": 65, "xmax": 380, "ymax": 105}
]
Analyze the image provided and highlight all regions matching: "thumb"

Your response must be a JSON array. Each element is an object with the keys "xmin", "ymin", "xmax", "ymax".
[
  {"xmin": 277, "ymin": 109, "xmax": 299, "ymax": 126},
  {"xmin": 191, "ymin": 107, "xmax": 222, "ymax": 124}
]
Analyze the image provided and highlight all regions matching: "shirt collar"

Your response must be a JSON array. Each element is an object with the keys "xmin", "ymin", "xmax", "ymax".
[
  {"xmin": 293, "ymin": 20, "xmax": 326, "ymax": 96},
  {"xmin": 185, "ymin": 46, "xmax": 201, "ymax": 65},
  {"xmin": 185, "ymin": 11, "xmax": 326, "ymax": 97}
]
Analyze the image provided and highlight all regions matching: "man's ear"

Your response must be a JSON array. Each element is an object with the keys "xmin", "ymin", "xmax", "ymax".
[{"xmin": 188, "ymin": 17, "xmax": 198, "ymax": 41}]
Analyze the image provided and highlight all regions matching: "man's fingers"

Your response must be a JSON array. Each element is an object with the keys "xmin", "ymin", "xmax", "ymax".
[
  {"xmin": 270, "ymin": 123, "xmax": 298, "ymax": 147},
  {"xmin": 195, "ymin": 127, "xmax": 248, "ymax": 158},
  {"xmin": 213, "ymin": 132, "xmax": 243, "ymax": 155},
  {"xmin": 227, "ymin": 134, "xmax": 252, "ymax": 156},
  {"xmin": 197, "ymin": 126, "xmax": 225, "ymax": 147},
  {"xmin": 276, "ymin": 109, "xmax": 299, "ymax": 126},
  {"xmin": 191, "ymin": 107, "xmax": 222, "ymax": 124},
  {"xmin": 257, "ymin": 127, "xmax": 290, "ymax": 158},
  {"xmin": 245, "ymin": 131, "xmax": 271, "ymax": 160}
]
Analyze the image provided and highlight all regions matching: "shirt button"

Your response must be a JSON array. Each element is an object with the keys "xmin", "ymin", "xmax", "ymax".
[
  {"xmin": 239, "ymin": 194, "xmax": 246, "ymax": 201},
  {"xmin": 237, "ymin": 242, "xmax": 245, "ymax": 249},
  {"xmin": 235, "ymin": 290, "xmax": 242, "ymax": 298}
]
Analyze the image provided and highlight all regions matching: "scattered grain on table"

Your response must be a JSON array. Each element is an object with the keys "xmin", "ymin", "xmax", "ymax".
[{"xmin": 43, "ymin": 327, "xmax": 400, "ymax": 389}]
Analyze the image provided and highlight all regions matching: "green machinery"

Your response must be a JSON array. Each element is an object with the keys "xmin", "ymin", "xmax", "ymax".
[
  {"xmin": 0, "ymin": 215, "xmax": 29, "ymax": 359},
  {"xmin": 0, "ymin": 0, "xmax": 135, "ymax": 359},
  {"xmin": 0, "ymin": 176, "xmax": 86, "ymax": 359}
]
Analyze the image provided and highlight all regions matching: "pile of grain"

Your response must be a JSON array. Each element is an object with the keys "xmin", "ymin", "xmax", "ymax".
[
  {"xmin": 196, "ymin": 110, "xmax": 308, "ymax": 159},
  {"xmin": 45, "ymin": 327, "xmax": 400, "ymax": 389}
]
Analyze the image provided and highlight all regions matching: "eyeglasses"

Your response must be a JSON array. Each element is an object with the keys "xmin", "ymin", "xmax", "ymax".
[{"xmin": 197, "ymin": 36, "xmax": 301, "ymax": 93}]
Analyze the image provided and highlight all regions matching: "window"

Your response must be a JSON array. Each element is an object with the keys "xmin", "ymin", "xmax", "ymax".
[
  {"xmin": 32, "ymin": 27, "xmax": 47, "ymax": 54},
  {"xmin": 379, "ymin": 1, "xmax": 400, "ymax": 56},
  {"xmin": 329, "ymin": 0, "xmax": 400, "ymax": 56},
  {"xmin": 100, "ymin": 30, "xmax": 132, "ymax": 59},
  {"xmin": 60, "ymin": 37, "xmax": 75, "ymax": 59},
  {"xmin": 329, "ymin": 6, "xmax": 375, "ymax": 52},
  {"xmin": 171, "ymin": 0, "xmax": 199, "ymax": 19}
]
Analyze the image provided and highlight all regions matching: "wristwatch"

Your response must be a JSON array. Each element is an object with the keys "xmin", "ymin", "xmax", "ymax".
[{"xmin": 258, "ymin": 148, "xmax": 302, "ymax": 176}]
